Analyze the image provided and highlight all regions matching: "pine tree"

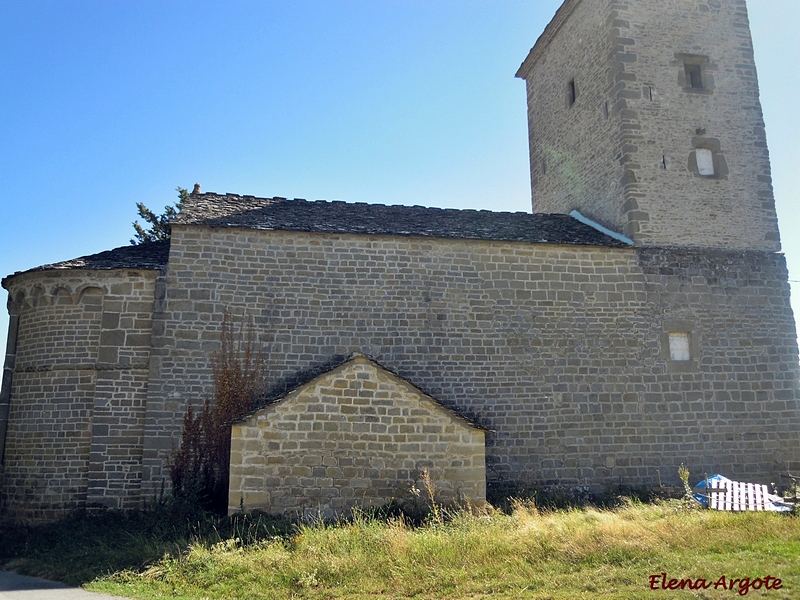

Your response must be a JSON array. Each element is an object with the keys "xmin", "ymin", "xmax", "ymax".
[{"xmin": 130, "ymin": 186, "xmax": 190, "ymax": 245}]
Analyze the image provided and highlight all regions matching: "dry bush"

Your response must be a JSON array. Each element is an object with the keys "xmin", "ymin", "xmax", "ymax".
[{"xmin": 171, "ymin": 313, "xmax": 265, "ymax": 513}]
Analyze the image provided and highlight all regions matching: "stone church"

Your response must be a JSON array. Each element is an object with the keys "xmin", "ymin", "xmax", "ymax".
[{"xmin": 2, "ymin": 0, "xmax": 800, "ymax": 521}]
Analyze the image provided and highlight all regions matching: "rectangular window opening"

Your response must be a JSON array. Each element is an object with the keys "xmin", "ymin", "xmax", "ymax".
[
  {"xmin": 568, "ymin": 79, "xmax": 577, "ymax": 106},
  {"xmin": 685, "ymin": 63, "xmax": 703, "ymax": 89},
  {"xmin": 669, "ymin": 332, "xmax": 691, "ymax": 361},
  {"xmin": 696, "ymin": 148, "xmax": 715, "ymax": 176}
]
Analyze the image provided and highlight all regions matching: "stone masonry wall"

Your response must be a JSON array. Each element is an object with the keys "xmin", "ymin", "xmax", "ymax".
[
  {"xmin": 637, "ymin": 247, "xmax": 800, "ymax": 468},
  {"xmin": 229, "ymin": 356, "xmax": 486, "ymax": 518},
  {"xmin": 614, "ymin": 0, "xmax": 780, "ymax": 250},
  {"xmin": 517, "ymin": 0, "xmax": 625, "ymax": 231},
  {"xmin": 1, "ymin": 269, "xmax": 157, "ymax": 521},
  {"xmin": 140, "ymin": 225, "xmax": 800, "ymax": 498},
  {"xmin": 518, "ymin": 0, "xmax": 780, "ymax": 251}
]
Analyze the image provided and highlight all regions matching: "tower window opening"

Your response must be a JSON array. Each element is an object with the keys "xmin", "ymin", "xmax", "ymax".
[
  {"xmin": 568, "ymin": 79, "xmax": 577, "ymax": 106},
  {"xmin": 685, "ymin": 63, "xmax": 703, "ymax": 89},
  {"xmin": 696, "ymin": 148, "xmax": 715, "ymax": 176},
  {"xmin": 669, "ymin": 332, "xmax": 692, "ymax": 361}
]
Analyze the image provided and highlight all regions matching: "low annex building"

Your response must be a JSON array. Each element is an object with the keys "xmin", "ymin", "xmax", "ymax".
[
  {"xmin": 2, "ymin": 0, "xmax": 800, "ymax": 521},
  {"xmin": 229, "ymin": 354, "xmax": 486, "ymax": 518}
]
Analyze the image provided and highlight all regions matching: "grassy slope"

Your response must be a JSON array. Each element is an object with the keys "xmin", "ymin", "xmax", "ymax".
[
  {"xmin": 0, "ymin": 502, "xmax": 290, "ymax": 586},
  {"xmin": 3, "ymin": 501, "xmax": 798, "ymax": 599}
]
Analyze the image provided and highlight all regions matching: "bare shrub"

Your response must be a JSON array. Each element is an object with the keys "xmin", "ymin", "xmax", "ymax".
[{"xmin": 170, "ymin": 313, "xmax": 265, "ymax": 514}]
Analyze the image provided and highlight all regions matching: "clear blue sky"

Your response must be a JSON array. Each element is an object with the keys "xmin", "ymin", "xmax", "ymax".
[{"xmin": 1, "ymin": 1, "xmax": 798, "ymax": 361}]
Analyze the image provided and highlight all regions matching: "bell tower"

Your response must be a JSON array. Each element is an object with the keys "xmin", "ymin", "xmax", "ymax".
[{"xmin": 516, "ymin": 0, "xmax": 780, "ymax": 251}]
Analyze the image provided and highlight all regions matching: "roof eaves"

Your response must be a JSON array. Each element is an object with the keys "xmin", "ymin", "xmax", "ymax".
[{"xmin": 1, "ymin": 240, "xmax": 170, "ymax": 289}]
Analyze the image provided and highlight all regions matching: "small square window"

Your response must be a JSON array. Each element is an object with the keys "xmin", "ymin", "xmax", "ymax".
[
  {"xmin": 669, "ymin": 332, "xmax": 691, "ymax": 361},
  {"xmin": 685, "ymin": 63, "xmax": 703, "ymax": 89},
  {"xmin": 696, "ymin": 148, "xmax": 715, "ymax": 176}
]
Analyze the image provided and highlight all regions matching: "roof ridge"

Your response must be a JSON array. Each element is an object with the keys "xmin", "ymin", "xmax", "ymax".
[
  {"xmin": 175, "ymin": 193, "xmax": 628, "ymax": 248},
  {"xmin": 185, "ymin": 192, "xmax": 582, "ymax": 219}
]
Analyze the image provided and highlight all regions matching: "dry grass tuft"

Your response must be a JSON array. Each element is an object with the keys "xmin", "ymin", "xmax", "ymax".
[{"xmin": 86, "ymin": 500, "xmax": 800, "ymax": 599}]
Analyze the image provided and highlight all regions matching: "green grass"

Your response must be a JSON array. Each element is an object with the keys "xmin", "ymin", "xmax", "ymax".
[
  {"xmin": 0, "ymin": 499, "xmax": 290, "ymax": 586},
  {"xmin": 3, "ymin": 500, "xmax": 799, "ymax": 599}
]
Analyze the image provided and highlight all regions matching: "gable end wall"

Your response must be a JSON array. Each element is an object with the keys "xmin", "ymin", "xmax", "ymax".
[{"xmin": 229, "ymin": 358, "xmax": 486, "ymax": 518}]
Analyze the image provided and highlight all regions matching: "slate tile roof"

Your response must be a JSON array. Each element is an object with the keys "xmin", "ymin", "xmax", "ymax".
[
  {"xmin": 176, "ymin": 193, "xmax": 628, "ymax": 247},
  {"xmin": 4, "ymin": 192, "xmax": 628, "ymax": 285},
  {"xmin": 2, "ymin": 240, "xmax": 170, "ymax": 287}
]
